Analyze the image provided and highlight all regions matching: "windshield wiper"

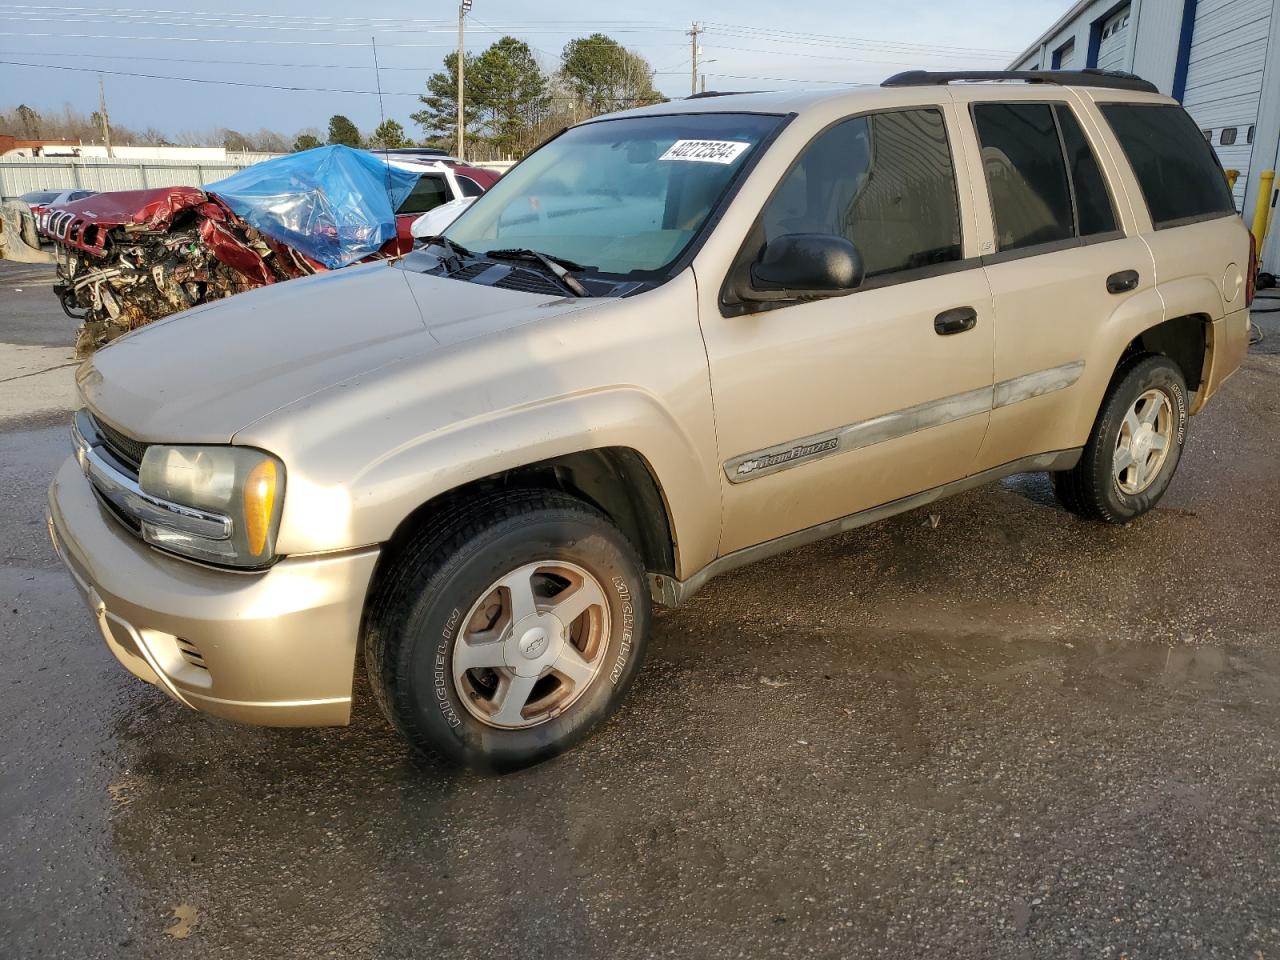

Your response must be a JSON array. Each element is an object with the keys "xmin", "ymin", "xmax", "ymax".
[
  {"xmin": 420, "ymin": 235, "xmax": 474, "ymax": 271},
  {"xmin": 484, "ymin": 248, "xmax": 592, "ymax": 297}
]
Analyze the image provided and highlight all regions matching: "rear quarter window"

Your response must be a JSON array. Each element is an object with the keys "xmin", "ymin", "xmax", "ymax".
[
  {"xmin": 397, "ymin": 175, "xmax": 450, "ymax": 215},
  {"xmin": 1099, "ymin": 103, "xmax": 1236, "ymax": 227}
]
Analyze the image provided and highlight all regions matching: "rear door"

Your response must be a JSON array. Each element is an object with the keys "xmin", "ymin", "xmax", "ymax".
[
  {"xmin": 1091, "ymin": 98, "xmax": 1250, "ymax": 400},
  {"xmin": 959, "ymin": 93, "xmax": 1158, "ymax": 471},
  {"xmin": 702, "ymin": 103, "xmax": 996, "ymax": 555}
]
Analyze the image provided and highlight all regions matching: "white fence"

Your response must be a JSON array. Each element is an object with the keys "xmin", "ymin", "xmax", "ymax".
[
  {"xmin": 0, "ymin": 154, "xmax": 278, "ymax": 201},
  {"xmin": 1, "ymin": 155, "xmax": 514, "ymax": 201}
]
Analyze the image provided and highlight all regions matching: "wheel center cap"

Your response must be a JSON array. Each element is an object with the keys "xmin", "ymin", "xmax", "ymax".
[
  {"xmin": 518, "ymin": 626, "xmax": 550, "ymax": 660},
  {"xmin": 1133, "ymin": 424, "xmax": 1153, "ymax": 459}
]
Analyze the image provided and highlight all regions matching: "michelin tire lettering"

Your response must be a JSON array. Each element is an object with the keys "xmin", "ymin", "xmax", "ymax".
[
  {"xmin": 436, "ymin": 607, "xmax": 463, "ymax": 728},
  {"xmin": 609, "ymin": 575, "xmax": 634, "ymax": 685}
]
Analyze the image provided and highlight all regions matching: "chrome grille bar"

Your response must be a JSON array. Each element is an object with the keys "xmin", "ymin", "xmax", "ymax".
[{"xmin": 72, "ymin": 411, "xmax": 232, "ymax": 541}]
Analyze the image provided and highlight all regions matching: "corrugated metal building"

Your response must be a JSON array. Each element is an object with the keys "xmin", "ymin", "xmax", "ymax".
[{"xmin": 1011, "ymin": 0, "xmax": 1280, "ymax": 272}]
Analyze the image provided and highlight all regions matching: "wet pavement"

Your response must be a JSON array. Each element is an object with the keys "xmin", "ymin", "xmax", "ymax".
[{"xmin": 2, "ymin": 261, "xmax": 1280, "ymax": 958}]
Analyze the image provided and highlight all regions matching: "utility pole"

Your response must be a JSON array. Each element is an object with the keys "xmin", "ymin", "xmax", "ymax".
[
  {"xmin": 701, "ymin": 74, "xmax": 706, "ymax": 94},
  {"xmin": 97, "ymin": 74, "xmax": 113, "ymax": 158},
  {"xmin": 689, "ymin": 22, "xmax": 701, "ymax": 96},
  {"xmin": 457, "ymin": 0, "xmax": 472, "ymax": 161}
]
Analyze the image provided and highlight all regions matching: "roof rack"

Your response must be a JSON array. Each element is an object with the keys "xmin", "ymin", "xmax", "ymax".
[
  {"xmin": 881, "ymin": 68, "xmax": 1159, "ymax": 94},
  {"xmin": 685, "ymin": 90, "xmax": 760, "ymax": 99}
]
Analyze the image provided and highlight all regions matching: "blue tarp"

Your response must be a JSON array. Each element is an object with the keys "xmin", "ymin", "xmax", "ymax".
[{"xmin": 205, "ymin": 145, "xmax": 420, "ymax": 269}]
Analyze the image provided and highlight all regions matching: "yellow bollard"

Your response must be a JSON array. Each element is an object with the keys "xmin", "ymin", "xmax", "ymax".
[
  {"xmin": 1252, "ymin": 169, "xmax": 1275, "ymax": 269},
  {"xmin": 1226, "ymin": 168, "xmax": 1240, "ymax": 191}
]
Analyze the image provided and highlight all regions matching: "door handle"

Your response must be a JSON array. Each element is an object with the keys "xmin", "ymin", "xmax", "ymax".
[
  {"xmin": 1107, "ymin": 269, "xmax": 1139, "ymax": 294},
  {"xmin": 934, "ymin": 306, "xmax": 978, "ymax": 336}
]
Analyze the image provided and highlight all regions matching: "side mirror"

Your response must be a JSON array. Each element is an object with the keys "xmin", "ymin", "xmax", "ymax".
[{"xmin": 743, "ymin": 233, "xmax": 864, "ymax": 301}]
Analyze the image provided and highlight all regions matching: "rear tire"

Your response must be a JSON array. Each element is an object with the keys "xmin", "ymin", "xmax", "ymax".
[
  {"xmin": 364, "ymin": 490, "xmax": 650, "ymax": 772},
  {"xmin": 1051, "ymin": 354, "xmax": 1187, "ymax": 523}
]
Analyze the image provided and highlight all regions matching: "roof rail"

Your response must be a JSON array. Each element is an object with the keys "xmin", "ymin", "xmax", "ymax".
[
  {"xmin": 685, "ymin": 90, "xmax": 760, "ymax": 99},
  {"xmin": 881, "ymin": 68, "xmax": 1159, "ymax": 94}
]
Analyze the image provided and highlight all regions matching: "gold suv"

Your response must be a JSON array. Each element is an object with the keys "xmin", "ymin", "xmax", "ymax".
[{"xmin": 48, "ymin": 70, "xmax": 1254, "ymax": 770}]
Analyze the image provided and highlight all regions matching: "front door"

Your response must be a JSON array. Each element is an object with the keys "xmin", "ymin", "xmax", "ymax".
[{"xmin": 700, "ymin": 105, "xmax": 996, "ymax": 555}]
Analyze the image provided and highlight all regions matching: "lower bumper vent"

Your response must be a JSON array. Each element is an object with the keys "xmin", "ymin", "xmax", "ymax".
[{"xmin": 175, "ymin": 637, "xmax": 208, "ymax": 671}]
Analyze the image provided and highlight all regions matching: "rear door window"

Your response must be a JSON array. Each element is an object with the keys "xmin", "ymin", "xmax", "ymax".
[
  {"xmin": 397, "ymin": 175, "xmax": 450, "ymax": 215},
  {"xmin": 973, "ymin": 103, "xmax": 1074, "ymax": 252},
  {"xmin": 1053, "ymin": 105, "xmax": 1117, "ymax": 236},
  {"xmin": 1099, "ymin": 103, "xmax": 1237, "ymax": 226}
]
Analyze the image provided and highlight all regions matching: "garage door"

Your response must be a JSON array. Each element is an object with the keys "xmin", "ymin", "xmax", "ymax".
[
  {"xmin": 1181, "ymin": 0, "xmax": 1273, "ymax": 210},
  {"xmin": 1096, "ymin": 5, "xmax": 1131, "ymax": 71},
  {"xmin": 1053, "ymin": 38, "xmax": 1077, "ymax": 68}
]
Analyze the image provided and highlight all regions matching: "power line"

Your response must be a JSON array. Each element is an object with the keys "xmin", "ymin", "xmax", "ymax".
[
  {"xmin": 0, "ymin": 30, "xmax": 456, "ymax": 47},
  {"xmin": 0, "ymin": 58, "xmax": 423, "ymax": 94},
  {"xmin": 0, "ymin": 49, "xmax": 436, "ymax": 71},
  {"xmin": 0, "ymin": 58, "xmax": 672, "ymax": 103},
  {"xmin": 704, "ymin": 43, "xmax": 1009, "ymax": 67},
  {"xmin": 0, "ymin": 4, "xmax": 673, "ymax": 28},
  {"xmin": 0, "ymin": 14, "xmax": 690, "ymax": 37},
  {"xmin": 703, "ymin": 72, "xmax": 872, "ymax": 86},
  {"xmin": 704, "ymin": 23, "xmax": 1017, "ymax": 57}
]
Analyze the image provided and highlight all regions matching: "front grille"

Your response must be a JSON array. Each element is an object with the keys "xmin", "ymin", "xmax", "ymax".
[{"xmin": 91, "ymin": 415, "xmax": 149, "ymax": 472}]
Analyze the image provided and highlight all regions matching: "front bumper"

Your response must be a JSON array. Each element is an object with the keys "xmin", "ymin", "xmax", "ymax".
[{"xmin": 47, "ymin": 456, "xmax": 380, "ymax": 726}]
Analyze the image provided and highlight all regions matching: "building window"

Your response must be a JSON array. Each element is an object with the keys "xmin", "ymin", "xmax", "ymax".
[
  {"xmin": 1247, "ymin": 125, "xmax": 1256, "ymax": 144},
  {"xmin": 1202, "ymin": 129, "xmax": 1213, "ymax": 141},
  {"xmin": 1220, "ymin": 127, "xmax": 1238, "ymax": 146}
]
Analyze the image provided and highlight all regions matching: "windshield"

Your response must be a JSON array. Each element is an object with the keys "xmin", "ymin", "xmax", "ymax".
[
  {"xmin": 22, "ymin": 191, "xmax": 61, "ymax": 204},
  {"xmin": 444, "ymin": 112, "xmax": 783, "ymax": 277}
]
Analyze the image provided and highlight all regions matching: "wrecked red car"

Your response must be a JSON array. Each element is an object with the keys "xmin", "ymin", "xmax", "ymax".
[{"xmin": 47, "ymin": 147, "xmax": 498, "ymax": 355}]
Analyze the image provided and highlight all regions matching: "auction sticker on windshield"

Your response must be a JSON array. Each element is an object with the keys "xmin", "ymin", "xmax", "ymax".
[{"xmin": 659, "ymin": 140, "xmax": 751, "ymax": 164}]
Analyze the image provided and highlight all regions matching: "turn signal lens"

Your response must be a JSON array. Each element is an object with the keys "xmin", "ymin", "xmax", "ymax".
[{"xmin": 243, "ymin": 458, "xmax": 278, "ymax": 557}]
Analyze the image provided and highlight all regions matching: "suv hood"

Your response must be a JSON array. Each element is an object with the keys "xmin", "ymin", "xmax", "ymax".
[{"xmin": 79, "ymin": 262, "xmax": 589, "ymax": 443}]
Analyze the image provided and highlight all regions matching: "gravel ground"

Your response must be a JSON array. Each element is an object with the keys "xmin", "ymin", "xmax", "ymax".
[{"xmin": 2, "ymin": 260, "xmax": 1279, "ymax": 958}]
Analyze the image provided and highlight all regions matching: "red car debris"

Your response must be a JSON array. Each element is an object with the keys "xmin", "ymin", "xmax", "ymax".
[{"xmin": 48, "ymin": 152, "xmax": 498, "ymax": 356}]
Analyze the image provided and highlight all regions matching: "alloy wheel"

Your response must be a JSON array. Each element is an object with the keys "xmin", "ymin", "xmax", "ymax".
[
  {"xmin": 1113, "ymin": 387, "xmax": 1173, "ymax": 495},
  {"xmin": 451, "ymin": 560, "xmax": 610, "ymax": 729}
]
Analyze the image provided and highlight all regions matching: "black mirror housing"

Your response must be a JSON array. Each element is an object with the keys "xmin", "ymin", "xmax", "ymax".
[{"xmin": 744, "ymin": 233, "xmax": 864, "ymax": 301}]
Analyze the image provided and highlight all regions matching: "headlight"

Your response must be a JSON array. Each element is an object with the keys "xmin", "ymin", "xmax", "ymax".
[{"xmin": 138, "ymin": 445, "xmax": 285, "ymax": 568}]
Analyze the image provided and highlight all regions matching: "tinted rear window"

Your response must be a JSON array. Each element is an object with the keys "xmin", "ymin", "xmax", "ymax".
[
  {"xmin": 1054, "ymin": 105, "xmax": 1117, "ymax": 236},
  {"xmin": 973, "ymin": 102, "xmax": 1074, "ymax": 251},
  {"xmin": 1100, "ymin": 103, "xmax": 1236, "ymax": 227},
  {"xmin": 397, "ymin": 175, "xmax": 449, "ymax": 215}
]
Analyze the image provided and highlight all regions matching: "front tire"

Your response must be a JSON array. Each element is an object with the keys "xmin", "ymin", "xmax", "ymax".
[
  {"xmin": 1052, "ymin": 354, "xmax": 1188, "ymax": 523},
  {"xmin": 365, "ymin": 490, "xmax": 650, "ymax": 772}
]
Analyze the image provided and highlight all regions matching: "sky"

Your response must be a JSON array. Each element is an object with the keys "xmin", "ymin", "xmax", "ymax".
[{"xmin": 0, "ymin": 0, "xmax": 1071, "ymax": 142}]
